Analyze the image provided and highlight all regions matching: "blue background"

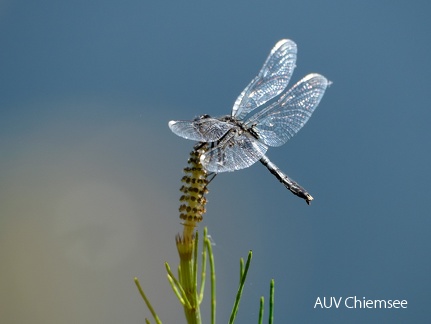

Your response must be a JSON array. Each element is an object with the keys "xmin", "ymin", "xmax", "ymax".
[{"xmin": 1, "ymin": 1, "xmax": 430, "ymax": 323}]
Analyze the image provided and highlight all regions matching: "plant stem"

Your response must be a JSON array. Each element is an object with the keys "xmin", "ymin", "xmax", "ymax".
[
  {"xmin": 134, "ymin": 277, "xmax": 162, "ymax": 324},
  {"xmin": 229, "ymin": 251, "xmax": 253, "ymax": 324},
  {"xmin": 205, "ymin": 229, "xmax": 216, "ymax": 324}
]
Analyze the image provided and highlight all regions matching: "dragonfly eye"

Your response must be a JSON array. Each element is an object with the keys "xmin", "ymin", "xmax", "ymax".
[{"xmin": 194, "ymin": 114, "xmax": 211, "ymax": 121}]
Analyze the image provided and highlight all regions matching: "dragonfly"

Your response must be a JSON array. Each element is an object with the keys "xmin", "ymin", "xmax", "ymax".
[{"xmin": 169, "ymin": 39, "xmax": 330, "ymax": 204}]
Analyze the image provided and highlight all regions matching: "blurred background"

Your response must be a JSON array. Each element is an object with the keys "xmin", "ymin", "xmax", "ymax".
[{"xmin": 1, "ymin": 1, "xmax": 430, "ymax": 323}]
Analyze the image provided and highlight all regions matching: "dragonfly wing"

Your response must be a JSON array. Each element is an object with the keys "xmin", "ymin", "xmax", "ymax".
[
  {"xmin": 246, "ymin": 74, "xmax": 329, "ymax": 147},
  {"xmin": 200, "ymin": 130, "xmax": 268, "ymax": 173},
  {"xmin": 169, "ymin": 117, "xmax": 234, "ymax": 142},
  {"xmin": 232, "ymin": 39, "xmax": 297, "ymax": 120}
]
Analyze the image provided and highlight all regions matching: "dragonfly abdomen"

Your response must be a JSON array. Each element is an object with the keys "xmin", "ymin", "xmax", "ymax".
[{"xmin": 259, "ymin": 155, "xmax": 313, "ymax": 204}]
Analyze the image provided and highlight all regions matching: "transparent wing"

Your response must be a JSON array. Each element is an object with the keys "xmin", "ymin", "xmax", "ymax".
[
  {"xmin": 168, "ymin": 117, "xmax": 234, "ymax": 142},
  {"xmin": 200, "ymin": 129, "xmax": 268, "ymax": 173},
  {"xmin": 231, "ymin": 39, "xmax": 297, "ymax": 120},
  {"xmin": 245, "ymin": 74, "xmax": 329, "ymax": 147}
]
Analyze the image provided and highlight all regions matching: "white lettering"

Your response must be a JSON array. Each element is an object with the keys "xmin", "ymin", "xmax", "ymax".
[
  {"xmin": 317, "ymin": 296, "xmax": 408, "ymax": 309},
  {"xmin": 345, "ymin": 296, "xmax": 354, "ymax": 308},
  {"xmin": 374, "ymin": 300, "xmax": 387, "ymax": 308},
  {"xmin": 314, "ymin": 297, "xmax": 343, "ymax": 309},
  {"xmin": 314, "ymin": 297, "xmax": 323, "ymax": 308},
  {"xmin": 343, "ymin": 296, "xmax": 408, "ymax": 309},
  {"xmin": 332, "ymin": 297, "xmax": 342, "ymax": 308}
]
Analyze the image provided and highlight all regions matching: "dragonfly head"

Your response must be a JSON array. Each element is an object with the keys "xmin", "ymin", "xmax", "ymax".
[{"xmin": 194, "ymin": 114, "xmax": 211, "ymax": 121}]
